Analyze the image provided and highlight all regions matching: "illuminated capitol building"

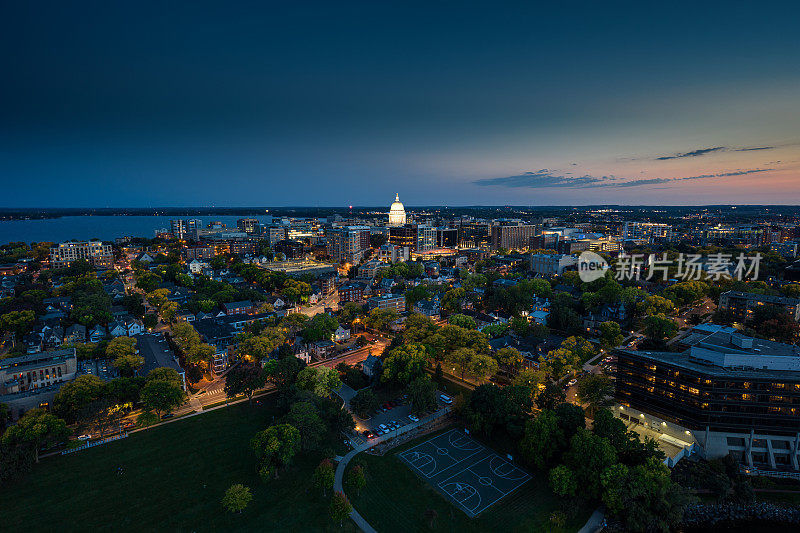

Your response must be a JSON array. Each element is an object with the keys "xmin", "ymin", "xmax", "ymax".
[{"xmin": 388, "ymin": 193, "xmax": 406, "ymax": 226}]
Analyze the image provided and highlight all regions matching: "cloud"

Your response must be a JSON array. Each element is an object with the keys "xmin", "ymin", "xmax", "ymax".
[
  {"xmin": 732, "ymin": 146, "xmax": 774, "ymax": 152},
  {"xmin": 655, "ymin": 145, "xmax": 776, "ymax": 160},
  {"xmin": 656, "ymin": 147, "xmax": 726, "ymax": 160},
  {"xmin": 473, "ymin": 170, "xmax": 612, "ymax": 188},
  {"xmin": 475, "ymin": 167, "xmax": 775, "ymax": 189}
]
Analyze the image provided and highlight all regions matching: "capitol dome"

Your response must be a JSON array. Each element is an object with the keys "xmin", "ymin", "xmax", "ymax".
[{"xmin": 388, "ymin": 193, "xmax": 406, "ymax": 226}]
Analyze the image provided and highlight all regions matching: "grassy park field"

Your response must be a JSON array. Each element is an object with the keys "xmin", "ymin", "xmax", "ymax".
[
  {"xmin": 345, "ymin": 428, "xmax": 592, "ymax": 533},
  {"xmin": 0, "ymin": 400, "xmax": 356, "ymax": 532}
]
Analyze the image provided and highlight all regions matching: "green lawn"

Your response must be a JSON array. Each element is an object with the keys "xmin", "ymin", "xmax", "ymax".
[
  {"xmin": 1, "ymin": 401, "xmax": 357, "ymax": 532},
  {"xmin": 345, "ymin": 428, "xmax": 592, "ymax": 533}
]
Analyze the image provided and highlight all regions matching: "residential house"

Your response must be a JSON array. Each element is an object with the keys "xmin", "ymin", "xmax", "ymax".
[
  {"xmin": 63, "ymin": 324, "xmax": 86, "ymax": 344},
  {"xmin": 310, "ymin": 340, "xmax": 336, "ymax": 359},
  {"xmin": 333, "ymin": 326, "xmax": 351, "ymax": 342},
  {"xmin": 103, "ymin": 279, "xmax": 127, "ymax": 301},
  {"xmin": 413, "ymin": 299, "xmax": 440, "ymax": 318},
  {"xmin": 223, "ymin": 300, "xmax": 256, "ymax": 315},
  {"xmin": 89, "ymin": 325, "xmax": 107, "ymax": 342},
  {"xmin": 362, "ymin": 354, "xmax": 381, "ymax": 378}
]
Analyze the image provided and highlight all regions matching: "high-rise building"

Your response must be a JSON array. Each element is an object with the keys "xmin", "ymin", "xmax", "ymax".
[
  {"xmin": 490, "ymin": 224, "xmax": 538, "ymax": 251},
  {"xmin": 267, "ymin": 226, "xmax": 287, "ymax": 246},
  {"xmin": 236, "ymin": 218, "xmax": 260, "ymax": 234},
  {"xmin": 416, "ymin": 225, "xmax": 436, "ymax": 252},
  {"xmin": 622, "ymin": 222, "xmax": 674, "ymax": 243},
  {"xmin": 170, "ymin": 219, "xmax": 187, "ymax": 239},
  {"xmin": 436, "ymin": 227, "xmax": 458, "ymax": 248},
  {"xmin": 327, "ymin": 226, "xmax": 371, "ymax": 263},
  {"xmin": 187, "ymin": 219, "xmax": 202, "ymax": 240},
  {"xmin": 50, "ymin": 241, "xmax": 114, "ymax": 269}
]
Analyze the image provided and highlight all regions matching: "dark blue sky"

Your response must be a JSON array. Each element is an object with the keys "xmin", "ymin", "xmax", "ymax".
[{"xmin": 2, "ymin": 1, "xmax": 799, "ymax": 206}]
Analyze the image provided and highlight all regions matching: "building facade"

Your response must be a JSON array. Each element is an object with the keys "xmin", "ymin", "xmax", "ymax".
[
  {"xmin": 50, "ymin": 241, "xmax": 114, "ymax": 269},
  {"xmin": 718, "ymin": 291, "xmax": 800, "ymax": 322},
  {"xmin": 491, "ymin": 224, "xmax": 538, "ymax": 251},
  {"xmin": 615, "ymin": 332, "xmax": 800, "ymax": 469}
]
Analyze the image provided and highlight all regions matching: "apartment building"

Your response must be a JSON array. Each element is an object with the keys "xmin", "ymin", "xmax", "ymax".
[
  {"xmin": 614, "ymin": 332, "xmax": 800, "ymax": 470},
  {"xmin": 718, "ymin": 291, "xmax": 800, "ymax": 322},
  {"xmin": 50, "ymin": 241, "xmax": 114, "ymax": 269}
]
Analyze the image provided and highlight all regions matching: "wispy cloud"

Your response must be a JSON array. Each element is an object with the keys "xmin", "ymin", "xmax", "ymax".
[
  {"xmin": 473, "ymin": 170, "xmax": 613, "ymax": 188},
  {"xmin": 732, "ymin": 146, "xmax": 774, "ymax": 152},
  {"xmin": 475, "ymin": 168, "xmax": 775, "ymax": 189},
  {"xmin": 656, "ymin": 147, "xmax": 726, "ymax": 160},
  {"xmin": 655, "ymin": 145, "xmax": 775, "ymax": 160}
]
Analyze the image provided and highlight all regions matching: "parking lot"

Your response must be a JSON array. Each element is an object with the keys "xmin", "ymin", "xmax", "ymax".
[
  {"xmin": 352, "ymin": 391, "xmax": 453, "ymax": 443},
  {"xmin": 78, "ymin": 358, "xmax": 118, "ymax": 381}
]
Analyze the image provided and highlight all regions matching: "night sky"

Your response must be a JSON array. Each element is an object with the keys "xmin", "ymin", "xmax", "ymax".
[{"xmin": 2, "ymin": 1, "xmax": 799, "ymax": 207}]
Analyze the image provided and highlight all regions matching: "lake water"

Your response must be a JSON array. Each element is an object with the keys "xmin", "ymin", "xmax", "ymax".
[{"xmin": 0, "ymin": 215, "xmax": 273, "ymax": 245}]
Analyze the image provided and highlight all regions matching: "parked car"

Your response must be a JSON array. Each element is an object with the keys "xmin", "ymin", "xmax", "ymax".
[
  {"xmin": 567, "ymin": 378, "xmax": 578, "ymax": 387},
  {"xmin": 439, "ymin": 394, "xmax": 453, "ymax": 404},
  {"xmin": 161, "ymin": 413, "xmax": 175, "ymax": 420},
  {"xmin": 77, "ymin": 434, "xmax": 91, "ymax": 441}
]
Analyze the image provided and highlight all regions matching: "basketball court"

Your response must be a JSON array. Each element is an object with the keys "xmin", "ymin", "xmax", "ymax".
[{"xmin": 398, "ymin": 429, "xmax": 530, "ymax": 517}]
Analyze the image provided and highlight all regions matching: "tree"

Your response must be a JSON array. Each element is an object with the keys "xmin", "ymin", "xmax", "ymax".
[
  {"xmin": 346, "ymin": 464, "xmax": 367, "ymax": 496},
  {"xmin": 599, "ymin": 321, "xmax": 624, "ymax": 350},
  {"xmin": 350, "ymin": 388, "xmax": 379, "ymax": 418},
  {"xmin": 364, "ymin": 308, "xmax": 399, "ymax": 332},
  {"xmin": 381, "ymin": 343, "xmax": 429, "ymax": 384},
  {"xmin": 106, "ymin": 336, "xmax": 143, "ymax": 377},
  {"xmin": 564, "ymin": 428, "xmax": 618, "ymax": 499},
  {"xmin": 549, "ymin": 464, "xmax": 577, "ymax": 497},
  {"xmin": 407, "ymin": 376, "xmax": 437, "ymax": 416},
  {"xmin": 301, "ymin": 313, "xmax": 339, "ymax": 342},
  {"xmin": 643, "ymin": 314, "xmax": 678, "ymax": 344},
  {"xmin": 512, "ymin": 368, "xmax": 545, "ymax": 392},
  {"xmin": 160, "ymin": 301, "xmax": 178, "ymax": 323},
  {"xmin": 271, "ymin": 356, "xmax": 306, "ymax": 389},
  {"xmin": 140, "ymin": 377, "xmax": 184, "ymax": 417},
  {"xmin": 53, "ymin": 374, "xmax": 106, "ymax": 422},
  {"xmin": 535, "ymin": 381, "xmax": 566, "ymax": 411},
  {"xmin": 286, "ymin": 401, "xmax": 327, "ymax": 450},
  {"xmin": 329, "ymin": 491, "xmax": 352, "ymax": 527},
  {"xmin": 519, "ymin": 410, "xmax": 565, "ymax": 470},
  {"xmin": 577, "ymin": 374, "xmax": 614, "ymax": 417},
  {"xmin": 494, "ymin": 346, "xmax": 523, "ymax": 370},
  {"xmin": 555, "ymin": 402, "xmax": 586, "ymax": 440},
  {"xmin": 601, "ymin": 458, "xmax": 692, "ymax": 532},
  {"xmin": 448, "ymin": 313, "xmax": 476, "ymax": 330},
  {"xmin": 225, "ymin": 363, "xmax": 268, "ymax": 404},
  {"xmin": 446, "ymin": 347, "xmax": 475, "ymax": 381},
  {"xmin": 0, "ymin": 402, "xmax": 9, "ymax": 432},
  {"xmin": 312, "ymin": 458, "xmax": 335, "ymax": 495},
  {"xmin": 540, "ymin": 336, "xmax": 595, "ymax": 380},
  {"xmin": 237, "ymin": 332, "xmax": 282, "ymax": 362},
  {"xmin": 0, "ymin": 310, "xmax": 35, "ymax": 338},
  {"xmin": 1, "ymin": 409, "xmax": 69, "ymax": 462},
  {"xmin": 296, "ymin": 366, "xmax": 342, "ymax": 398},
  {"xmin": 468, "ymin": 353, "xmax": 499, "ymax": 382},
  {"xmin": 463, "ymin": 384, "xmax": 531, "ymax": 437},
  {"xmin": 222, "ymin": 484, "xmax": 253, "ymax": 514},
  {"xmin": 250, "ymin": 423, "xmax": 301, "ymax": 481}
]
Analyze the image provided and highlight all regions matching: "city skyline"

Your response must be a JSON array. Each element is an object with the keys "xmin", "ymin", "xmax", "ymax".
[{"xmin": 2, "ymin": 1, "xmax": 799, "ymax": 207}]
